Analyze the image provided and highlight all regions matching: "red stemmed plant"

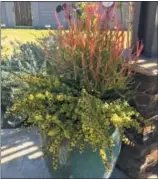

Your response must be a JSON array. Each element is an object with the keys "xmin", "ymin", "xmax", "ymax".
[{"xmin": 45, "ymin": 2, "xmax": 143, "ymax": 95}]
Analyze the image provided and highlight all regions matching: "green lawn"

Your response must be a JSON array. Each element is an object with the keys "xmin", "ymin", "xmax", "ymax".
[
  {"xmin": 2, "ymin": 29, "xmax": 49, "ymax": 43},
  {"xmin": 2, "ymin": 28, "xmax": 131, "ymax": 57},
  {"xmin": 2, "ymin": 29, "xmax": 50, "ymax": 56}
]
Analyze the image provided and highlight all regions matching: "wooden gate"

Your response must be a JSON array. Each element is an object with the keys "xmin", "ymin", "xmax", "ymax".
[{"xmin": 14, "ymin": 2, "xmax": 32, "ymax": 26}]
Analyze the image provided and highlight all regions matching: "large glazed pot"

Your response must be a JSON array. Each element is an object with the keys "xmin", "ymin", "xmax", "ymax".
[{"xmin": 40, "ymin": 128, "xmax": 121, "ymax": 178}]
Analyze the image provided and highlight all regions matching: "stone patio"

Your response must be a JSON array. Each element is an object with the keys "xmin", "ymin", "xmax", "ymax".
[
  {"xmin": 1, "ymin": 127, "xmax": 51, "ymax": 178},
  {"xmin": 1, "ymin": 127, "xmax": 128, "ymax": 178}
]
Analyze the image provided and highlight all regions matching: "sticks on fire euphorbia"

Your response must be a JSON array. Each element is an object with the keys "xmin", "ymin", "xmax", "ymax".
[{"xmin": 51, "ymin": 2, "xmax": 143, "ymax": 94}]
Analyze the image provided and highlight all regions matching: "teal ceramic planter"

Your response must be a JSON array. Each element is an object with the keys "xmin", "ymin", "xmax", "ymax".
[{"xmin": 40, "ymin": 129, "xmax": 121, "ymax": 179}]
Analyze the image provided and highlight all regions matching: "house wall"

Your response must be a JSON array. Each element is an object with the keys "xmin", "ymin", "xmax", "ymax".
[
  {"xmin": 37, "ymin": 2, "xmax": 68, "ymax": 28},
  {"xmin": 1, "ymin": 2, "xmax": 131, "ymax": 29},
  {"xmin": 138, "ymin": 2, "xmax": 158, "ymax": 58},
  {"xmin": 152, "ymin": 5, "xmax": 158, "ymax": 58},
  {"xmin": 34, "ymin": 2, "xmax": 131, "ymax": 29},
  {"xmin": 0, "ymin": 2, "xmax": 15, "ymax": 27},
  {"xmin": 1, "ymin": 2, "xmax": 8, "ymax": 26}
]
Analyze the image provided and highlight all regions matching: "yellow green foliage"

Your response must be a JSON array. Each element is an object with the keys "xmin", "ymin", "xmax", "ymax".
[{"xmin": 9, "ymin": 75, "xmax": 141, "ymax": 169}]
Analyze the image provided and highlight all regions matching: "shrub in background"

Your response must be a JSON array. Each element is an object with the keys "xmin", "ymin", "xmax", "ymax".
[{"xmin": 1, "ymin": 42, "xmax": 47, "ymax": 126}]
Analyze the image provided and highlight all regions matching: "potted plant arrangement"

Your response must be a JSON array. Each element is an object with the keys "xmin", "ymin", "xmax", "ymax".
[{"xmin": 8, "ymin": 2, "xmax": 144, "ymax": 178}]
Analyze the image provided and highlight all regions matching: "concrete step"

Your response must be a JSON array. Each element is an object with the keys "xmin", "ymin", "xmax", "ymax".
[
  {"xmin": 131, "ymin": 58, "xmax": 158, "ymax": 95},
  {"xmin": 133, "ymin": 58, "xmax": 158, "ymax": 77},
  {"xmin": 130, "ymin": 59, "xmax": 158, "ymax": 119}
]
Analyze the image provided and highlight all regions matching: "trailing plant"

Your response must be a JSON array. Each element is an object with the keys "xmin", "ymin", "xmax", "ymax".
[
  {"xmin": 7, "ymin": 2, "xmax": 144, "ymax": 170},
  {"xmin": 9, "ymin": 74, "xmax": 141, "ymax": 169}
]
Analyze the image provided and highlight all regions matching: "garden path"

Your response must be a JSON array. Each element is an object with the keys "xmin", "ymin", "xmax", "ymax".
[{"xmin": 1, "ymin": 127, "xmax": 128, "ymax": 178}]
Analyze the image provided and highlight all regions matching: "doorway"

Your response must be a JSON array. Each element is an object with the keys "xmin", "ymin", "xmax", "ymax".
[{"xmin": 14, "ymin": 2, "xmax": 32, "ymax": 26}]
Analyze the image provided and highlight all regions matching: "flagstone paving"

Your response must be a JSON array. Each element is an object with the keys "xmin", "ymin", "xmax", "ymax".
[{"xmin": 1, "ymin": 127, "xmax": 128, "ymax": 178}]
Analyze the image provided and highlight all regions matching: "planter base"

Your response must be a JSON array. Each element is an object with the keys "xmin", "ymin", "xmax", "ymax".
[{"xmin": 41, "ymin": 129, "xmax": 121, "ymax": 179}]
